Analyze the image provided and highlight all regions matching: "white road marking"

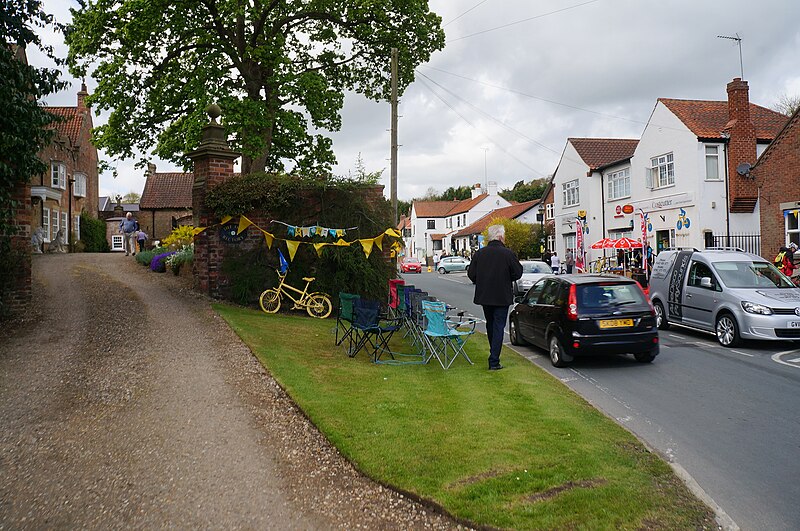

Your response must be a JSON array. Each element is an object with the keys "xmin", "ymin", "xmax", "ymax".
[
  {"xmin": 668, "ymin": 334, "xmax": 684, "ymax": 339},
  {"xmin": 772, "ymin": 350, "xmax": 800, "ymax": 369},
  {"xmin": 730, "ymin": 350, "xmax": 754, "ymax": 357},
  {"xmin": 790, "ymin": 357, "xmax": 800, "ymax": 363}
]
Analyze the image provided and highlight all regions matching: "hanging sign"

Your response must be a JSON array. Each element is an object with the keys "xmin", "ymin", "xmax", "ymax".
[{"xmin": 220, "ymin": 222, "xmax": 248, "ymax": 243}]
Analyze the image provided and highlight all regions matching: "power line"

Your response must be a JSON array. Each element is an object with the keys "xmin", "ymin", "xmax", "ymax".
[
  {"xmin": 416, "ymin": 76, "xmax": 548, "ymax": 177},
  {"xmin": 448, "ymin": 0, "xmax": 602, "ymax": 43},
  {"xmin": 443, "ymin": 0, "xmax": 491, "ymax": 28}
]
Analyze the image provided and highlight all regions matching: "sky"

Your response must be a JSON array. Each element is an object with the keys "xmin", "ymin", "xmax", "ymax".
[{"xmin": 29, "ymin": 0, "xmax": 800, "ymax": 202}]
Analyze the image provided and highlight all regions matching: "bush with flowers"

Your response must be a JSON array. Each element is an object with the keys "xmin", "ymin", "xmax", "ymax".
[
  {"xmin": 166, "ymin": 244, "xmax": 194, "ymax": 275},
  {"xmin": 161, "ymin": 225, "xmax": 195, "ymax": 249}
]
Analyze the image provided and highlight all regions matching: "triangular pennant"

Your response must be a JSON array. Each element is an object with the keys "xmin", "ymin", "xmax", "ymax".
[
  {"xmin": 263, "ymin": 231, "xmax": 274, "ymax": 249},
  {"xmin": 336, "ymin": 229, "xmax": 344, "ymax": 237},
  {"xmin": 310, "ymin": 226, "xmax": 317, "ymax": 237},
  {"xmin": 384, "ymin": 228, "xmax": 401, "ymax": 238},
  {"xmin": 360, "ymin": 238, "xmax": 374, "ymax": 258},
  {"xmin": 237, "ymin": 216, "xmax": 252, "ymax": 234},
  {"xmin": 192, "ymin": 227, "xmax": 207, "ymax": 236},
  {"xmin": 287, "ymin": 226, "xmax": 296, "ymax": 237},
  {"xmin": 313, "ymin": 243, "xmax": 327, "ymax": 257},
  {"xmin": 373, "ymin": 234, "xmax": 384, "ymax": 251},
  {"xmin": 220, "ymin": 215, "xmax": 233, "ymax": 225},
  {"xmin": 285, "ymin": 240, "xmax": 300, "ymax": 261},
  {"xmin": 329, "ymin": 229, "xmax": 337, "ymax": 238},
  {"xmin": 335, "ymin": 238, "xmax": 350, "ymax": 246}
]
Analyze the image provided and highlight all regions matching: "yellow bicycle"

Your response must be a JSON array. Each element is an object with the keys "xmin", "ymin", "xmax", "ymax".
[{"xmin": 259, "ymin": 270, "xmax": 333, "ymax": 319}]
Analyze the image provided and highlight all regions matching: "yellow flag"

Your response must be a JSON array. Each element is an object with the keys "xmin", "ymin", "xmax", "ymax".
[
  {"xmin": 285, "ymin": 240, "xmax": 300, "ymax": 260},
  {"xmin": 191, "ymin": 227, "xmax": 207, "ymax": 236},
  {"xmin": 384, "ymin": 228, "xmax": 401, "ymax": 238},
  {"xmin": 373, "ymin": 234, "xmax": 384, "ymax": 251},
  {"xmin": 263, "ymin": 231, "xmax": 274, "ymax": 249},
  {"xmin": 360, "ymin": 238, "xmax": 374, "ymax": 258},
  {"xmin": 220, "ymin": 215, "xmax": 233, "ymax": 225},
  {"xmin": 237, "ymin": 216, "xmax": 252, "ymax": 234},
  {"xmin": 313, "ymin": 243, "xmax": 327, "ymax": 257},
  {"xmin": 335, "ymin": 238, "xmax": 350, "ymax": 246}
]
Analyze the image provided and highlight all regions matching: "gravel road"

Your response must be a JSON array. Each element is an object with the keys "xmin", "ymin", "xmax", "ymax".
[{"xmin": 0, "ymin": 253, "xmax": 463, "ymax": 530}]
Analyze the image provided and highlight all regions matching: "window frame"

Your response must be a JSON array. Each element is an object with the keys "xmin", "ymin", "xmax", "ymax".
[
  {"xmin": 649, "ymin": 153, "xmax": 675, "ymax": 189},
  {"xmin": 42, "ymin": 207, "xmax": 51, "ymax": 242},
  {"xmin": 73, "ymin": 172, "xmax": 87, "ymax": 197},
  {"xmin": 111, "ymin": 234, "xmax": 124, "ymax": 251},
  {"xmin": 546, "ymin": 203, "xmax": 554, "ymax": 220},
  {"xmin": 562, "ymin": 179, "xmax": 580, "ymax": 207},
  {"xmin": 51, "ymin": 161, "xmax": 66, "ymax": 189},
  {"xmin": 704, "ymin": 145, "xmax": 721, "ymax": 181},
  {"xmin": 426, "ymin": 219, "xmax": 435, "ymax": 230},
  {"xmin": 606, "ymin": 167, "xmax": 631, "ymax": 200}
]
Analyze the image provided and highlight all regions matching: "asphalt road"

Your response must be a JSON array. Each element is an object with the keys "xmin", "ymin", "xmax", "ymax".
[{"xmin": 402, "ymin": 269, "xmax": 800, "ymax": 531}]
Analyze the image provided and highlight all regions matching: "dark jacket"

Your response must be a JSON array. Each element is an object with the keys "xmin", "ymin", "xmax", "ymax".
[{"xmin": 467, "ymin": 240, "xmax": 523, "ymax": 306}]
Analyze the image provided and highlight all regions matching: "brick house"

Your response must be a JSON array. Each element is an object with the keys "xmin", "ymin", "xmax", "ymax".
[
  {"xmin": 98, "ymin": 196, "xmax": 140, "ymax": 251},
  {"xmin": 31, "ymin": 83, "xmax": 100, "ymax": 248},
  {"xmin": 750, "ymin": 106, "xmax": 800, "ymax": 257},
  {"xmin": 138, "ymin": 165, "xmax": 194, "ymax": 243}
]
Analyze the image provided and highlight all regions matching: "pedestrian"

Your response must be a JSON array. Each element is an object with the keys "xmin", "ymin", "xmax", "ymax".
[
  {"xmin": 550, "ymin": 251, "xmax": 561, "ymax": 274},
  {"xmin": 467, "ymin": 225, "xmax": 523, "ymax": 371},
  {"xmin": 778, "ymin": 243, "xmax": 798, "ymax": 278},
  {"xmin": 119, "ymin": 212, "xmax": 139, "ymax": 256},
  {"xmin": 543, "ymin": 248, "xmax": 552, "ymax": 267},
  {"xmin": 137, "ymin": 229, "xmax": 148, "ymax": 253},
  {"xmin": 565, "ymin": 248, "xmax": 574, "ymax": 274}
]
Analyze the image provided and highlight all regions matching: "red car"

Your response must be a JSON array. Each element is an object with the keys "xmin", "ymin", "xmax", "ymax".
[{"xmin": 400, "ymin": 257, "xmax": 423, "ymax": 273}]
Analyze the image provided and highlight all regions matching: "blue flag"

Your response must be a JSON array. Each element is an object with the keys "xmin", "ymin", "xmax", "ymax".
[{"xmin": 278, "ymin": 249, "xmax": 289, "ymax": 274}]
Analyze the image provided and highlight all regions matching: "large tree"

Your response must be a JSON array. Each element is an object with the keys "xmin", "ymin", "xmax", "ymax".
[
  {"xmin": 66, "ymin": 0, "xmax": 445, "ymax": 175},
  {"xmin": 0, "ymin": 0, "xmax": 66, "ymax": 237}
]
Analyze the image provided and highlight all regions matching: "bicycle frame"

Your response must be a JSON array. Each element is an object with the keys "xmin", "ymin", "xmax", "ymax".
[{"xmin": 273, "ymin": 272, "xmax": 313, "ymax": 306}]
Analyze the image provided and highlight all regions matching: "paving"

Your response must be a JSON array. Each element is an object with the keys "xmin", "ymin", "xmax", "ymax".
[{"xmin": 0, "ymin": 253, "xmax": 462, "ymax": 529}]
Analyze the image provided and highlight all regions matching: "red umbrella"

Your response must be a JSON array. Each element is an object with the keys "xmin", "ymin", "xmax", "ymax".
[
  {"xmin": 590, "ymin": 238, "xmax": 614, "ymax": 249},
  {"xmin": 612, "ymin": 237, "xmax": 643, "ymax": 249}
]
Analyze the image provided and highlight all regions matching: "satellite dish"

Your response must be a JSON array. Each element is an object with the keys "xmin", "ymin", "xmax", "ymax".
[{"xmin": 736, "ymin": 162, "xmax": 751, "ymax": 176}]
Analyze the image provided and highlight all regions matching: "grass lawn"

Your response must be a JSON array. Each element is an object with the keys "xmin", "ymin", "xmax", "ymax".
[{"xmin": 215, "ymin": 304, "xmax": 714, "ymax": 530}]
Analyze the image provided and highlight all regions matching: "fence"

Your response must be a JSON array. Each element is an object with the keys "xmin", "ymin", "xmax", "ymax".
[{"xmin": 710, "ymin": 233, "xmax": 761, "ymax": 256}]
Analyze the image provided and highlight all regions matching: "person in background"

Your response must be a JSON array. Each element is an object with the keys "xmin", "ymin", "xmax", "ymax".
[
  {"xmin": 543, "ymin": 249, "xmax": 552, "ymax": 269},
  {"xmin": 467, "ymin": 225, "xmax": 523, "ymax": 371},
  {"xmin": 564, "ymin": 248, "xmax": 574, "ymax": 274},
  {"xmin": 119, "ymin": 212, "xmax": 139, "ymax": 256},
  {"xmin": 137, "ymin": 229, "xmax": 148, "ymax": 253},
  {"xmin": 550, "ymin": 251, "xmax": 560, "ymax": 274}
]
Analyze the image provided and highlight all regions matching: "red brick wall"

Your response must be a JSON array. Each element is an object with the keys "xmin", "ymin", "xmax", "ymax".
[
  {"xmin": 1, "ymin": 179, "xmax": 32, "ymax": 316},
  {"xmin": 726, "ymin": 78, "xmax": 757, "ymax": 210},
  {"xmin": 752, "ymin": 111, "xmax": 800, "ymax": 259}
]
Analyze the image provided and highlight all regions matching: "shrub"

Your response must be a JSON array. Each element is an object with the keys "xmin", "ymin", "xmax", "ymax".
[
  {"xmin": 166, "ymin": 244, "xmax": 194, "ymax": 275},
  {"xmin": 78, "ymin": 211, "xmax": 110, "ymax": 252},
  {"xmin": 162, "ymin": 226, "xmax": 195, "ymax": 249},
  {"xmin": 150, "ymin": 251, "xmax": 176, "ymax": 273},
  {"xmin": 136, "ymin": 247, "xmax": 164, "ymax": 267}
]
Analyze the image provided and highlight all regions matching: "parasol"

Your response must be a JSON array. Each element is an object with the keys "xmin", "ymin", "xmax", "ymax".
[{"xmin": 612, "ymin": 237, "xmax": 643, "ymax": 249}]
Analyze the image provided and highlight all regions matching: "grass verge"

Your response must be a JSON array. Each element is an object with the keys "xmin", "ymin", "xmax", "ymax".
[{"xmin": 215, "ymin": 304, "xmax": 714, "ymax": 530}]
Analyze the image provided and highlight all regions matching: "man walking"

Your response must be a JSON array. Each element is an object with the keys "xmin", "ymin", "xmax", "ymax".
[
  {"xmin": 467, "ymin": 225, "xmax": 523, "ymax": 371},
  {"xmin": 119, "ymin": 212, "xmax": 139, "ymax": 256},
  {"xmin": 565, "ymin": 249, "xmax": 574, "ymax": 274}
]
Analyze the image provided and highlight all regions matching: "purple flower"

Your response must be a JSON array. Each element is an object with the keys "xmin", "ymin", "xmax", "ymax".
[{"xmin": 150, "ymin": 251, "xmax": 175, "ymax": 272}]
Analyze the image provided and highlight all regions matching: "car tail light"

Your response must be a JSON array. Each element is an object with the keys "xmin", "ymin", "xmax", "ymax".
[
  {"xmin": 634, "ymin": 280, "xmax": 656, "ymax": 316},
  {"xmin": 566, "ymin": 284, "xmax": 578, "ymax": 321}
]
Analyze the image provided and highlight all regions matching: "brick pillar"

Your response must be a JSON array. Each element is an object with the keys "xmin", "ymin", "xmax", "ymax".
[
  {"xmin": 725, "ymin": 78, "xmax": 757, "ymax": 212},
  {"xmin": 187, "ymin": 104, "xmax": 240, "ymax": 298},
  {"xmin": 1, "ymin": 179, "xmax": 32, "ymax": 317}
]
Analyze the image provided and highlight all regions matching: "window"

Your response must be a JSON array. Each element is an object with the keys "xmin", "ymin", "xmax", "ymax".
[
  {"xmin": 785, "ymin": 210, "xmax": 800, "ymax": 248},
  {"xmin": 61, "ymin": 212, "xmax": 68, "ymax": 240},
  {"xmin": 42, "ymin": 207, "xmax": 50, "ymax": 241},
  {"xmin": 688, "ymin": 261, "xmax": 718, "ymax": 290},
  {"xmin": 607, "ymin": 168, "xmax": 630, "ymax": 200},
  {"xmin": 51, "ymin": 161, "xmax": 66, "ymax": 189},
  {"xmin": 649, "ymin": 153, "xmax": 674, "ymax": 189},
  {"xmin": 705, "ymin": 145, "xmax": 720, "ymax": 181},
  {"xmin": 51, "ymin": 208, "xmax": 60, "ymax": 241},
  {"xmin": 427, "ymin": 219, "xmax": 435, "ymax": 229},
  {"xmin": 563, "ymin": 233, "xmax": 576, "ymax": 253},
  {"xmin": 111, "ymin": 235, "xmax": 124, "ymax": 251},
  {"xmin": 562, "ymin": 179, "xmax": 579, "ymax": 207},
  {"xmin": 546, "ymin": 203, "xmax": 554, "ymax": 220},
  {"xmin": 74, "ymin": 215, "xmax": 81, "ymax": 240},
  {"xmin": 73, "ymin": 173, "xmax": 87, "ymax": 197},
  {"xmin": 547, "ymin": 234, "xmax": 555, "ymax": 253}
]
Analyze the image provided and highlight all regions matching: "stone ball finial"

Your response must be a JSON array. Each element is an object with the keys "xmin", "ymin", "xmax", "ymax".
[{"xmin": 206, "ymin": 103, "xmax": 222, "ymax": 123}]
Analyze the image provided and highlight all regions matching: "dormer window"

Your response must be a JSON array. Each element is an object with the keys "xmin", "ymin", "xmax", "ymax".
[{"xmin": 51, "ymin": 162, "xmax": 66, "ymax": 189}]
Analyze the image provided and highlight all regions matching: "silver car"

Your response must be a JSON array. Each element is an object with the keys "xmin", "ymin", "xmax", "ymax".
[
  {"xmin": 514, "ymin": 260, "xmax": 553, "ymax": 296},
  {"xmin": 648, "ymin": 249, "xmax": 800, "ymax": 346}
]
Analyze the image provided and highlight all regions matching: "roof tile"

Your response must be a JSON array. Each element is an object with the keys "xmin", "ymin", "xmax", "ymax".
[
  {"xmin": 569, "ymin": 138, "xmax": 639, "ymax": 170},
  {"xmin": 139, "ymin": 173, "xmax": 194, "ymax": 209},
  {"xmin": 659, "ymin": 98, "xmax": 788, "ymax": 141}
]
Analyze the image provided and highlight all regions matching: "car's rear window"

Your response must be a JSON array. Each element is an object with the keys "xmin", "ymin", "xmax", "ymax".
[
  {"xmin": 405, "ymin": 258, "xmax": 420, "ymax": 264},
  {"xmin": 577, "ymin": 283, "xmax": 647, "ymax": 309},
  {"xmin": 522, "ymin": 262, "xmax": 551, "ymax": 274}
]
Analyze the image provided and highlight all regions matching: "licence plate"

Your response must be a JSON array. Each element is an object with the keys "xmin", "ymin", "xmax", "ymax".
[
  {"xmin": 789, "ymin": 321, "xmax": 800, "ymax": 328},
  {"xmin": 598, "ymin": 319, "xmax": 634, "ymax": 329}
]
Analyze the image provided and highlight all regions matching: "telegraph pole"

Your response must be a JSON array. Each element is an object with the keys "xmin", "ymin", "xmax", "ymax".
[{"xmin": 390, "ymin": 48, "xmax": 399, "ymax": 225}]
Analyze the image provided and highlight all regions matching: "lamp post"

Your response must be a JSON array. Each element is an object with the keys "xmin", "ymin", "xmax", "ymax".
[{"xmin": 536, "ymin": 204, "xmax": 545, "ymax": 258}]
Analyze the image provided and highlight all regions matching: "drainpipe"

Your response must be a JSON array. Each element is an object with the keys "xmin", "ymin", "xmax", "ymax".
[
  {"xmin": 600, "ymin": 171, "xmax": 607, "ymax": 263},
  {"xmin": 723, "ymin": 139, "xmax": 731, "ymax": 246}
]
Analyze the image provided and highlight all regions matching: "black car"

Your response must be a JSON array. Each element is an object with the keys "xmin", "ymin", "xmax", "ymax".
[{"xmin": 508, "ymin": 275, "xmax": 659, "ymax": 367}]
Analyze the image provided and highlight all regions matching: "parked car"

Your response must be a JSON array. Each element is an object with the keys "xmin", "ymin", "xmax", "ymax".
[
  {"xmin": 509, "ymin": 274, "xmax": 659, "ymax": 367},
  {"xmin": 437, "ymin": 256, "xmax": 470, "ymax": 274},
  {"xmin": 400, "ymin": 256, "xmax": 423, "ymax": 273},
  {"xmin": 648, "ymin": 248, "xmax": 800, "ymax": 347},
  {"xmin": 514, "ymin": 260, "xmax": 553, "ymax": 295}
]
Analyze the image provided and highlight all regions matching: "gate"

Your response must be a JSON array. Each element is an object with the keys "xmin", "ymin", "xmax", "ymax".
[{"xmin": 710, "ymin": 233, "xmax": 761, "ymax": 256}]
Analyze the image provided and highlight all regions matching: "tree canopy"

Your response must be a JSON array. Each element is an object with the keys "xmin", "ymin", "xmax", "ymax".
[
  {"xmin": 66, "ymin": 0, "xmax": 445, "ymax": 175},
  {"xmin": 0, "ymin": 0, "xmax": 66, "ymax": 237},
  {"xmin": 500, "ymin": 178, "xmax": 549, "ymax": 203}
]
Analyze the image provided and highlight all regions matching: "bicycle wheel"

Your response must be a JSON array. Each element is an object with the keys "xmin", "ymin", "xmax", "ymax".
[
  {"xmin": 259, "ymin": 289, "xmax": 281, "ymax": 314},
  {"xmin": 306, "ymin": 293, "xmax": 332, "ymax": 319}
]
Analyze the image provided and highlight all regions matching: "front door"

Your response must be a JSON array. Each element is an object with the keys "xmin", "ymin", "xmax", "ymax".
[{"xmin": 656, "ymin": 229, "xmax": 671, "ymax": 254}]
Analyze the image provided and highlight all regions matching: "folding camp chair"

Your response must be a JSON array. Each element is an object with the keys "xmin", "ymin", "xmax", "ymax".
[
  {"xmin": 335, "ymin": 292, "xmax": 360, "ymax": 349},
  {"xmin": 388, "ymin": 279, "xmax": 405, "ymax": 319},
  {"xmin": 421, "ymin": 300, "xmax": 477, "ymax": 369},
  {"xmin": 348, "ymin": 299, "xmax": 402, "ymax": 362}
]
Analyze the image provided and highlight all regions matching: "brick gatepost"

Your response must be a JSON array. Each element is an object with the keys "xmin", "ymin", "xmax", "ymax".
[
  {"xmin": 1, "ymin": 179, "xmax": 32, "ymax": 317},
  {"xmin": 188, "ymin": 105, "xmax": 240, "ymax": 298}
]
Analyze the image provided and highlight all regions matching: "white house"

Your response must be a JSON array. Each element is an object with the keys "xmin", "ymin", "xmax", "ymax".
[
  {"xmin": 452, "ymin": 199, "xmax": 544, "ymax": 255},
  {"xmin": 409, "ymin": 182, "xmax": 511, "ymax": 259}
]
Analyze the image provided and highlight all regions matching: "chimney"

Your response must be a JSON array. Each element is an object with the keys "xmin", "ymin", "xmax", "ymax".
[
  {"xmin": 487, "ymin": 181, "xmax": 498, "ymax": 197},
  {"xmin": 146, "ymin": 162, "xmax": 157, "ymax": 176},
  {"xmin": 471, "ymin": 183, "xmax": 482, "ymax": 199},
  {"xmin": 77, "ymin": 82, "xmax": 89, "ymax": 110},
  {"xmin": 725, "ymin": 78, "xmax": 757, "ymax": 213}
]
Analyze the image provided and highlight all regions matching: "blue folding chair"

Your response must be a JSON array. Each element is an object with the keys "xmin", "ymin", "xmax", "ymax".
[
  {"xmin": 421, "ymin": 300, "xmax": 477, "ymax": 369},
  {"xmin": 349, "ymin": 299, "xmax": 403, "ymax": 363}
]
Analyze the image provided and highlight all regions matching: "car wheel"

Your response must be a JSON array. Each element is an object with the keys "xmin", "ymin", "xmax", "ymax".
[
  {"xmin": 653, "ymin": 301, "xmax": 670, "ymax": 330},
  {"xmin": 634, "ymin": 348, "xmax": 657, "ymax": 363},
  {"xmin": 549, "ymin": 334, "xmax": 571, "ymax": 368},
  {"xmin": 509, "ymin": 318, "xmax": 527, "ymax": 346},
  {"xmin": 438, "ymin": 267, "xmax": 446, "ymax": 274},
  {"xmin": 715, "ymin": 312, "xmax": 741, "ymax": 347}
]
